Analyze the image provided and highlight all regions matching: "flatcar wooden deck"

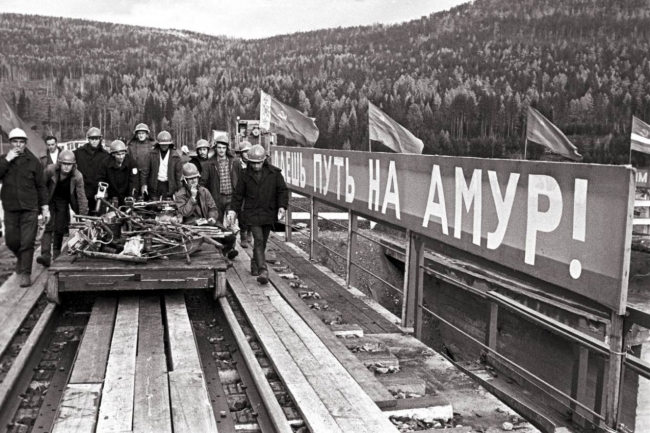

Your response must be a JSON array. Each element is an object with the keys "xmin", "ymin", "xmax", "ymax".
[{"xmin": 46, "ymin": 249, "xmax": 228, "ymax": 303}]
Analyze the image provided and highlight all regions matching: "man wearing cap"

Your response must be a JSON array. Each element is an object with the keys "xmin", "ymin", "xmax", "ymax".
[
  {"xmin": 175, "ymin": 163, "xmax": 238, "ymax": 260},
  {"xmin": 141, "ymin": 131, "xmax": 182, "ymax": 200},
  {"xmin": 235, "ymin": 141, "xmax": 253, "ymax": 248},
  {"xmin": 42, "ymin": 135, "xmax": 60, "ymax": 166},
  {"xmin": 98, "ymin": 140, "xmax": 139, "ymax": 206},
  {"xmin": 127, "ymin": 123, "xmax": 155, "ymax": 175},
  {"xmin": 37, "ymin": 150, "xmax": 88, "ymax": 267},
  {"xmin": 74, "ymin": 127, "xmax": 111, "ymax": 214},
  {"xmin": 0, "ymin": 128, "xmax": 50, "ymax": 287},
  {"xmin": 212, "ymin": 135, "xmax": 241, "ymax": 222},
  {"xmin": 229, "ymin": 144, "xmax": 288, "ymax": 284}
]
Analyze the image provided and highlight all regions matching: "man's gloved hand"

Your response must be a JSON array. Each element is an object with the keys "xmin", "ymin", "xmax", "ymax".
[
  {"xmin": 207, "ymin": 217, "xmax": 216, "ymax": 225},
  {"xmin": 141, "ymin": 185, "xmax": 148, "ymax": 196},
  {"xmin": 278, "ymin": 207, "xmax": 286, "ymax": 221},
  {"xmin": 41, "ymin": 205, "xmax": 51, "ymax": 225},
  {"xmin": 227, "ymin": 210, "xmax": 237, "ymax": 226}
]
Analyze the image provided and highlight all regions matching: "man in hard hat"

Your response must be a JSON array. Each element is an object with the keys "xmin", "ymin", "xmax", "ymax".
[
  {"xmin": 175, "ymin": 163, "xmax": 238, "ymax": 260},
  {"xmin": 0, "ymin": 128, "xmax": 50, "ymax": 287},
  {"xmin": 74, "ymin": 127, "xmax": 110, "ymax": 214},
  {"xmin": 235, "ymin": 141, "xmax": 253, "ymax": 248},
  {"xmin": 42, "ymin": 135, "xmax": 60, "ymax": 166},
  {"xmin": 37, "ymin": 150, "xmax": 88, "ymax": 267},
  {"xmin": 127, "ymin": 123, "xmax": 155, "ymax": 174},
  {"xmin": 98, "ymin": 140, "xmax": 139, "ymax": 206},
  {"xmin": 212, "ymin": 134, "xmax": 241, "ymax": 223},
  {"xmin": 189, "ymin": 139, "xmax": 220, "ymax": 201},
  {"xmin": 229, "ymin": 144, "xmax": 288, "ymax": 284},
  {"xmin": 140, "ymin": 131, "xmax": 182, "ymax": 200}
]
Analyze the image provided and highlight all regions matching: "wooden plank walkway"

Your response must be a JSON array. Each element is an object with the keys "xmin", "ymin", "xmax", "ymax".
[
  {"xmin": 268, "ymin": 236, "xmax": 403, "ymax": 334},
  {"xmin": 229, "ymin": 245, "xmax": 399, "ymax": 433},
  {"xmin": 52, "ymin": 294, "xmax": 215, "ymax": 433}
]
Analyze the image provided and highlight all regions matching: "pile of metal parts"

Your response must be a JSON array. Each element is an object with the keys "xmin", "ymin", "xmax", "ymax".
[{"xmin": 67, "ymin": 198, "xmax": 230, "ymax": 264}]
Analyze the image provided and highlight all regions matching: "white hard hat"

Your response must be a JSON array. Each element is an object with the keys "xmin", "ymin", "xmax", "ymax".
[{"xmin": 8, "ymin": 128, "xmax": 28, "ymax": 140}]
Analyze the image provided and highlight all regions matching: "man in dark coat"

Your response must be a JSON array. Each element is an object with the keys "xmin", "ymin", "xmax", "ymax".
[
  {"xmin": 37, "ymin": 150, "xmax": 88, "ymax": 267},
  {"xmin": 140, "ymin": 131, "xmax": 182, "ymax": 200},
  {"xmin": 73, "ymin": 127, "xmax": 111, "ymax": 214},
  {"xmin": 0, "ymin": 128, "xmax": 50, "ymax": 287},
  {"xmin": 98, "ymin": 140, "xmax": 139, "ymax": 206},
  {"xmin": 189, "ymin": 139, "xmax": 220, "ymax": 202},
  {"xmin": 229, "ymin": 145, "xmax": 288, "ymax": 284},
  {"xmin": 127, "ymin": 123, "xmax": 155, "ymax": 175},
  {"xmin": 175, "ymin": 163, "xmax": 238, "ymax": 260}
]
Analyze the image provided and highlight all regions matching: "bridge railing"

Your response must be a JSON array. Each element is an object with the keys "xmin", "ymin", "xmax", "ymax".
[{"xmin": 282, "ymin": 190, "xmax": 650, "ymax": 433}]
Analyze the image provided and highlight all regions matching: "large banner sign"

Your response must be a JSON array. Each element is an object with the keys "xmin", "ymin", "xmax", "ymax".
[{"xmin": 272, "ymin": 147, "xmax": 635, "ymax": 314}]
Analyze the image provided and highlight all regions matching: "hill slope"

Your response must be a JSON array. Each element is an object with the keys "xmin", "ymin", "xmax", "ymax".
[{"xmin": 1, "ymin": 0, "xmax": 650, "ymax": 163}]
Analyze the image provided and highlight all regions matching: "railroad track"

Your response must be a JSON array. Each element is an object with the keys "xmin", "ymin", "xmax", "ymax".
[{"xmin": 0, "ymin": 289, "xmax": 305, "ymax": 433}]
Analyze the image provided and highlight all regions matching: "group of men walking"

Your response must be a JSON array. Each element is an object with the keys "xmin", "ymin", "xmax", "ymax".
[{"xmin": 0, "ymin": 124, "xmax": 288, "ymax": 287}]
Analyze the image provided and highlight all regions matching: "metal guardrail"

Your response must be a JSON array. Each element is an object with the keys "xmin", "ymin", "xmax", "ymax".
[{"xmin": 283, "ymin": 190, "xmax": 650, "ymax": 432}]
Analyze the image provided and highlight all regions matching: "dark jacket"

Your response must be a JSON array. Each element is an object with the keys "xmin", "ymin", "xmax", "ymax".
[
  {"xmin": 74, "ymin": 143, "xmax": 111, "ymax": 200},
  {"xmin": 174, "ymin": 185, "xmax": 219, "ymax": 223},
  {"xmin": 40, "ymin": 150, "xmax": 58, "ymax": 167},
  {"xmin": 0, "ymin": 149, "xmax": 48, "ymax": 212},
  {"xmin": 98, "ymin": 154, "xmax": 139, "ymax": 204},
  {"xmin": 211, "ymin": 155, "xmax": 241, "ymax": 195},
  {"xmin": 44, "ymin": 163, "xmax": 89, "ymax": 215},
  {"xmin": 127, "ymin": 134, "xmax": 156, "ymax": 171},
  {"xmin": 141, "ymin": 143, "xmax": 183, "ymax": 194},
  {"xmin": 231, "ymin": 161, "xmax": 289, "ymax": 226},
  {"xmin": 189, "ymin": 156, "xmax": 220, "ymax": 202}
]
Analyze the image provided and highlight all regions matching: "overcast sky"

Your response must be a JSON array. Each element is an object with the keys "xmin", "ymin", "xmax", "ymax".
[{"xmin": 2, "ymin": 0, "xmax": 468, "ymax": 39}]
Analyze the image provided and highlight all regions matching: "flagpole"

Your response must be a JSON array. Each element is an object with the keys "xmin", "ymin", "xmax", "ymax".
[{"xmin": 523, "ymin": 139, "xmax": 527, "ymax": 160}]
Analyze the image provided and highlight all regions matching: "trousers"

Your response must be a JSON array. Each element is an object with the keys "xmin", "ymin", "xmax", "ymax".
[
  {"xmin": 4, "ymin": 210, "xmax": 39, "ymax": 275},
  {"xmin": 251, "ymin": 225, "xmax": 272, "ymax": 272}
]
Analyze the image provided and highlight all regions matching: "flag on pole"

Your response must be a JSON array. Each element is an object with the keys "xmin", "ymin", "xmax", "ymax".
[
  {"xmin": 526, "ymin": 106, "xmax": 582, "ymax": 161},
  {"xmin": 0, "ymin": 92, "xmax": 46, "ymax": 158},
  {"xmin": 631, "ymin": 116, "xmax": 650, "ymax": 154},
  {"xmin": 368, "ymin": 102, "xmax": 424, "ymax": 154},
  {"xmin": 259, "ymin": 90, "xmax": 318, "ymax": 147}
]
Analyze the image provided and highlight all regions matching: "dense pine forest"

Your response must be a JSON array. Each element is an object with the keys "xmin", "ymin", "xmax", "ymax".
[{"xmin": 1, "ymin": 0, "xmax": 650, "ymax": 163}]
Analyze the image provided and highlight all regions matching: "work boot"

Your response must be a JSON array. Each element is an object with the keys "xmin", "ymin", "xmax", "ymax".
[
  {"xmin": 251, "ymin": 262, "xmax": 259, "ymax": 277},
  {"xmin": 257, "ymin": 269, "xmax": 269, "ymax": 285},
  {"xmin": 20, "ymin": 273, "xmax": 31, "ymax": 287},
  {"xmin": 240, "ymin": 231, "xmax": 249, "ymax": 248},
  {"xmin": 227, "ymin": 249, "xmax": 239, "ymax": 260},
  {"xmin": 36, "ymin": 254, "xmax": 51, "ymax": 267}
]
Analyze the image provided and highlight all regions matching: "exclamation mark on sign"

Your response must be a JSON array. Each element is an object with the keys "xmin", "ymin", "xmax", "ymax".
[{"xmin": 570, "ymin": 179, "xmax": 588, "ymax": 279}]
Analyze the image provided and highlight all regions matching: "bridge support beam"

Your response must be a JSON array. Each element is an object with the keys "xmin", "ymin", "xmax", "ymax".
[{"xmin": 402, "ymin": 233, "xmax": 424, "ymax": 337}]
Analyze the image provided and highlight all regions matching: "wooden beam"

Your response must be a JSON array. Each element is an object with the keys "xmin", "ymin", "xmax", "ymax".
[
  {"xmin": 168, "ymin": 371, "xmax": 218, "ymax": 433},
  {"xmin": 0, "ymin": 303, "xmax": 56, "ymax": 411},
  {"xmin": 346, "ymin": 211, "xmax": 358, "ymax": 289},
  {"xmin": 227, "ymin": 266, "xmax": 345, "ymax": 433},
  {"xmin": 69, "ymin": 298, "xmax": 118, "ymax": 384},
  {"xmin": 164, "ymin": 292, "xmax": 202, "ymax": 373},
  {"xmin": 52, "ymin": 383, "xmax": 102, "ymax": 433},
  {"xmin": 310, "ymin": 195, "xmax": 318, "ymax": 260},
  {"xmin": 604, "ymin": 312, "xmax": 625, "ymax": 428},
  {"xmin": 285, "ymin": 204, "xmax": 293, "ymax": 242},
  {"xmin": 133, "ymin": 296, "xmax": 171, "ymax": 433},
  {"xmin": 96, "ymin": 297, "xmax": 139, "ymax": 433},
  {"xmin": 219, "ymin": 296, "xmax": 293, "ymax": 433},
  {"xmin": 486, "ymin": 302, "xmax": 498, "ymax": 350},
  {"xmin": 413, "ymin": 237, "xmax": 425, "ymax": 340}
]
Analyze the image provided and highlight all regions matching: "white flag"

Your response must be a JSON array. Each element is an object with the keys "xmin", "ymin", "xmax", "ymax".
[{"xmin": 260, "ymin": 90, "xmax": 272, "ymax": 131}]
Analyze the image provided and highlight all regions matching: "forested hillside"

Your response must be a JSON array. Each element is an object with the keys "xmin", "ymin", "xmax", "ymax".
[{"xmin": 2, "ymin": 0, "xmax": 650, "ymax": 163}]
